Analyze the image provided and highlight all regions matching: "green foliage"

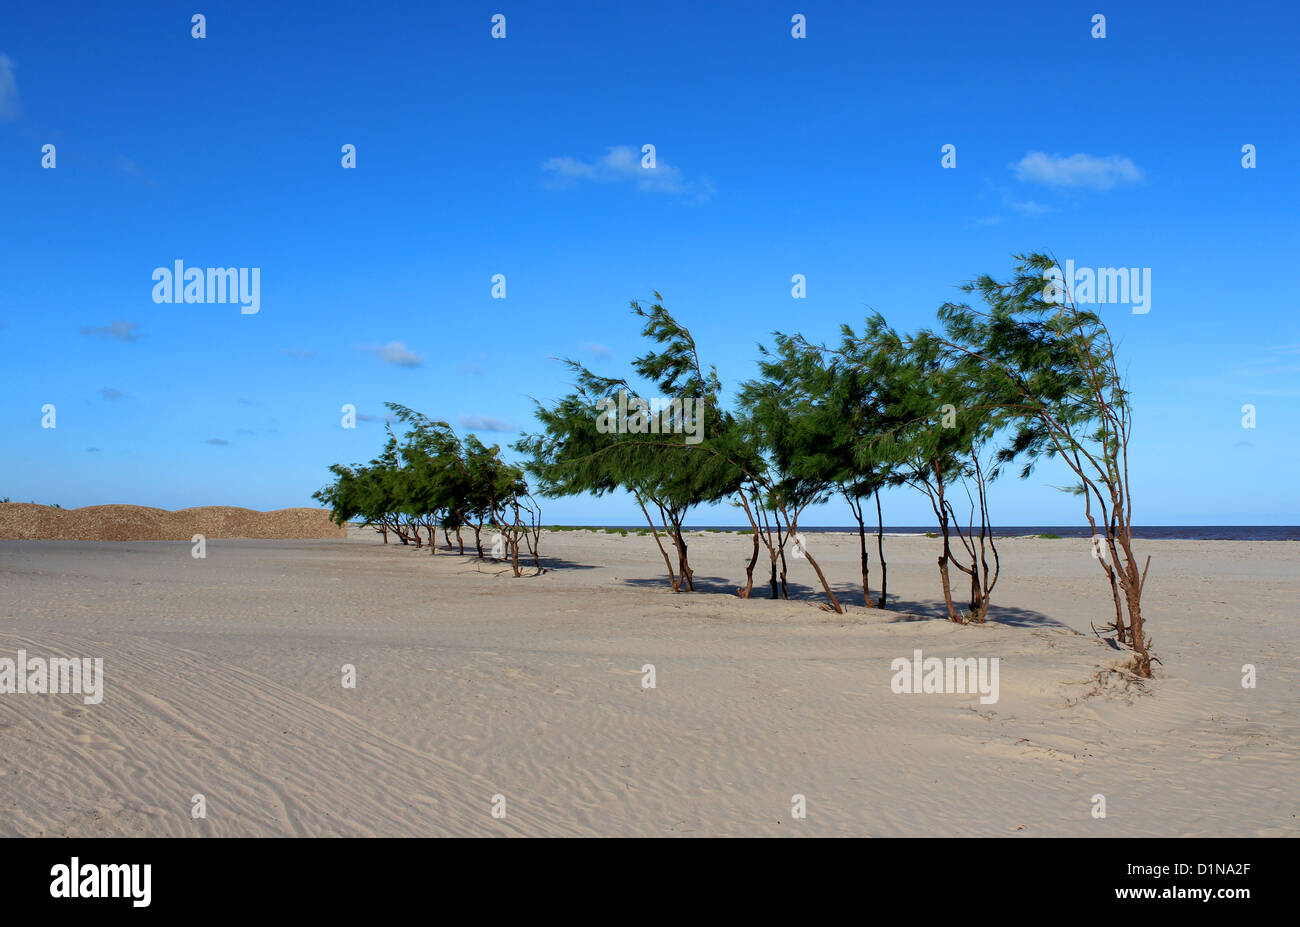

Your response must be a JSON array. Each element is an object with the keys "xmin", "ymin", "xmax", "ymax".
[
  {"xmin": 314, "ymin": 406, "xmax": 542, "ymax": 572},
  {"xmin": 515, "ymin": 295, "xmax": 748, "ymax": 590}
]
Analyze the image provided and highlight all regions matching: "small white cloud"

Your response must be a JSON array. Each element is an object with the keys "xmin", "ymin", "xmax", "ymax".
[
  {"xmin": 360, "ymin": 341, "xmax": 424, "ymax": 367},
  {"xmin": 1013, "ymin": 151, "xmax": 1141, "ymax": 190},
  {"xmin": 459, "ymin": 415, "xmax": 513, "ymax": 432},
  {"xmin": 542, "ymin": 146, "xmax": 713, "ymax": 201},
  {"xmin": 81, "ymin": 320, "xmax": 142, "ymax": 342},
  {"xmin": 0, "ymin": 54, "xmax": 19, "ymax": 120},
  {"xmin": 1009, "ymin": 199, "xmax": 1052, "ymax": 216}
]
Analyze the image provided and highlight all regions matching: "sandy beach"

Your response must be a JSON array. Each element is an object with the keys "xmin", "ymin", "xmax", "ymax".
[{"xmin": 0, "ymin": 528, "xmax": 1294, "ymax": 837}]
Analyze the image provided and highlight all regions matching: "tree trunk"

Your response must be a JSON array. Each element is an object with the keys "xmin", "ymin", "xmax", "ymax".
[
  {"xmin": 636, "ymin": 497, "xmax": 677, "ymax": 589},
  {"xmin": 934, "ymin": 476, "xmax": 960, "ymax": 622},
  {"xmin": 740, "ymin": 528, "xmax": 759, "ymax": 598},
  {"xmin": 671, "ymin": 527, "xmax": 695, "ymax": 592},
  {"xmin": 874, "ymin": 489, "xmax": 888, "ymax": 608},
  {"xmin": 801, "ymin": 545, "xmax": 844, "ymax": 614}
]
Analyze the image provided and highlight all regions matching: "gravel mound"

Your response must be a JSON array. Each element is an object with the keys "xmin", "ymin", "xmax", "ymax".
[{"xmin": 0, "ymin": 504, "xmax": 346, "ymax": 541}]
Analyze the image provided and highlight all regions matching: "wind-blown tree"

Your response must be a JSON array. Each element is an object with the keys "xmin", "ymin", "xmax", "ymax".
[
  {"xmin": 932, "ymin": 253, "xmax": 1154, "ymax": 674},
  {"xmin": 517, "ymin": 296, "xmax": 742, "ymax": 592},
  {"xmin": 315, "ymin": 434, "xmax": 410, "ymax": 544},
  {"xmin": 778, "ymin": 333, "xmax": 896, "ymax": 607},
  {"xmin": 315, "ymin": 406, "xmax": 543, "ymax": 575},
  {"xmin": 840, "ymin": 314, "xmax": 1001, "ymax": 623},
  {"xmin": 459, "ymin": 434, "xmax": 500, "ymax": 558},
  {"xmin": 471, "ymin": 434, "xmax": 543, "ymax": 575},
  {"xmin": 734, "ymin": 337, "xmax": 844, "ymax": 612},
  {"xmin": 385, "ymin": 403, "xmax": 463, "ymax": 555},
  {"xmin": 314, "ymin": 462, "xmax": 364, "ymax": 534}
]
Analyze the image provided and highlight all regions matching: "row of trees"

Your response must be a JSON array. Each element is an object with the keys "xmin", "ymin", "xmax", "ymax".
[
  {"xmin": 513, "ymin": 253, "xmax": 1154, "ymax": 676},
  {"xmin": 314, "ymin": 403, "xmax": 543, "ymax": 577},
  {"xmin": 314, "ymin": 254, "xmax": 1153, "ymax": 676}
]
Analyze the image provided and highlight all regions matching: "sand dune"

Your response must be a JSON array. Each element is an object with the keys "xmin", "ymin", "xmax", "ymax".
[
  {"xmin": 0, "ymin": 504, "xmax": 345, "ymax": 541},
  {"xmin": 0, "ymin": 529, "xmax": 1295, "ymax": 836}
]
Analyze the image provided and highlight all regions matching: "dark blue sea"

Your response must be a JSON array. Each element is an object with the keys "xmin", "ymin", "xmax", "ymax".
[{"xmin": 593, "ymin": 526, "xmax": 1300, "ymax": 541}]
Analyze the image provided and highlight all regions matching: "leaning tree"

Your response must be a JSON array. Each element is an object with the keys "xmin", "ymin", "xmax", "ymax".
[{"xmin": 933, "ymin": 252, "xmax": 1154, "ymax": 675}]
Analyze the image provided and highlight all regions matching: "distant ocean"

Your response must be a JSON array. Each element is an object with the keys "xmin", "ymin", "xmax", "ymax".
[{"xmin": 588, "ymin": 526, "xmax": 1300, "ymax": 541}]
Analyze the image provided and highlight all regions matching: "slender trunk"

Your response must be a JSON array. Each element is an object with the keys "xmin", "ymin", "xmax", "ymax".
[
  {"xmin": 775, "ymin": 508, "xmax": 790, "ymax": 599},
  {"xmin": 636, "ymin": 496, "xmax": 677, "ymax": 589},
  {"xmin": 791, "ymin": 521, "xmax": 843, "ymax": 614},
  {"xmin": 933, "ymin": 470, "xmax": 960, "ymax": 622},
  {"xmin": 670, "ymin": 525, "xmax": 695, "ymax": 592},
  {"xmin": 874, "ymin": 489, "xmax": 887, "ymax": 608},
  {"xmin": 743, "ymin": 530, "xmax": 759, "ymax": 598},
  {"xmin": 735, "ymin": 490, "xmax": 762, "ymax": 599},
  {"xmin": 847, "ymin": 493, "xmax": 875, "ymax": 607}
]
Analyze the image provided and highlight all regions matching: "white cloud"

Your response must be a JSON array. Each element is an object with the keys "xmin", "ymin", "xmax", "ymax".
[
  {"xmin": 1013, "ymin": 151, "xmax": 1141, "ymax": 190},
  {"xmin": 1009, "ymin": 199, "xmax": 1052, "ymax": 216},
  {"xmin": 459, "ymin": 415, "xmax": 513, "ymax": 432},
  {"xmin": 542, "ymin": 146, "xmax": 713, "ymax": 200},
  {"xmin": 360, "ymin": 341, "xmax": 424, "ymax": 367},
  {"xmin": 81, "ymin": 320, "xmax": 142, "ymax": 342},
  {"xmin": 0, "ymin": 54, "xmax": 19, "ymax": 120},
  {"xmin": 583, "ymin": 341, "xmax": 613, "ymax": 359}
]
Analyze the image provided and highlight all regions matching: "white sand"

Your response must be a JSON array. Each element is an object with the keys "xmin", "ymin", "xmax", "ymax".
[{"xmin": 0, "ymin": 530, "xmax": 1295, "ymax": 836}]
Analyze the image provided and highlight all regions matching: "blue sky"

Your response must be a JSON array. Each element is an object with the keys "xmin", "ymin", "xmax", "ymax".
[{"xmin": 2, "ymin": 1, "xmax": 1297, "ymax": 526}]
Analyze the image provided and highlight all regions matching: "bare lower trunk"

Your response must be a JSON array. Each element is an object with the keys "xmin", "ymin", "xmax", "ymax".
[
  {"xmin": 742, "ymin": 529, "xmax": 759, "ymax": 598},
  {"xmin": 670, "ymin": 527, "xmax": 695, "ymax": 592},
  {"xmin": 934, "ymin": 473, "xmax": 960, "ymax": 622},
  {"xmin": 847, "ymin": 493, "xmax": 875, "ymax": 608},
  {"xmin": 798, "ymin": 540, "xmax": 843, "ymax": 614},
  {"xmin": 857, "ymin": 521, "xmax": 872, "ymax": 606},
  {"xmin": 874, "ymin": 489, "xmax": 888, "ymax": 608},
  {"xmin": 735, "ymin": 491, "xmax": 761, "ymax": 599},
  {"xmin": 636, "ymin": 496, "xmax": 677, "ymax": 589}
]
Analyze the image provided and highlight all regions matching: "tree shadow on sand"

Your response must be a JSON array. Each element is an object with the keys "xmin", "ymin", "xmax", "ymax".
[
  {"xmin": 617, "ymin": 573, "xmax": 1070, "ymax": 630},
  {"xmin": 621, "ymin": 575, "xmax": 738, "ymax": 595}
]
